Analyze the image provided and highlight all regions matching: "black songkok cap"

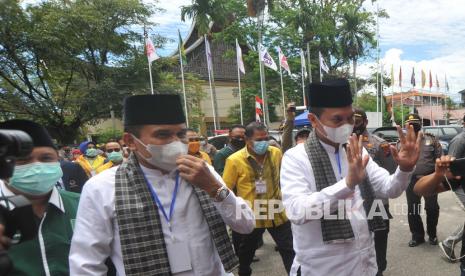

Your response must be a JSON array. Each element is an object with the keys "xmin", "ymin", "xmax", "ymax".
[
  {"xmin": 307, "ymin": 78, "xmax": 353, "ymax": 108},
  {"xmin": 0, "ymin": 119, "xmax": 55, "ymax": 149},
  {"xmin": 123, "ymin": 94, "xmax": 186, "ymax": 126}
]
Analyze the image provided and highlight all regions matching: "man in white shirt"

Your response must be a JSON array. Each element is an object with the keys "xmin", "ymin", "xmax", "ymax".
[
  {"xmin": 280, "ymin": 79, "xmax": 422, "ymax": 276},
  {"xmin": 69, "ymin": 94, "xmax": 255, "ymax": 276}
]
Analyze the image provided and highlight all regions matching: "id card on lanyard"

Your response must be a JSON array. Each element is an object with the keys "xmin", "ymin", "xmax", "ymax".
[
  {"xmin": 142, "ymin": 171, "xmax": 192, "ymax": 273},
  {"xmin": 247, "ymin": 157, "xmax": 269, "ymax": 195}
]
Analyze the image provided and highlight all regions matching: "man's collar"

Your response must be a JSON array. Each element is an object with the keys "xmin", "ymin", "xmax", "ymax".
[{"xmin": 0, "ymin": 180, "xmax": 65, "ymax": 213}]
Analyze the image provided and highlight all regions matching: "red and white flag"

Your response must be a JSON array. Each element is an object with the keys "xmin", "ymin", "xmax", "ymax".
[
  {"xmin": 278, "ymin": 47, "xmax": 291, "ymax": 74},
  {"xmin": 255, "ymin": 96, "xmax": 263, "ymax": 122},
  {"xmin": 145, "ymin": 37, "xmax": 159, "ymax": 63}
]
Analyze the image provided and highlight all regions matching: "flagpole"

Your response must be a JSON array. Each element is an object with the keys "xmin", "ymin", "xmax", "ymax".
[
  {"xmin": 258, "ymin": 45, "xmax": 267, "ymax": 125},
  {"xmin": 301, "ymin": 50, "xmax": 306, "ymax": 106},
  {"xmin": 204, "ymin": 35, "xmax": 217, "ymax": 132},
  {"xmin": 236, "ymin": 39, "xmax": 244, "ymax": 125},
  {"xmin": 306, "ymin": 42, "xmax": 312, "ymax": 84},
  {"xmin": 178, "ymin": 39, "xmax": 189, "ymax": 127},
  {"xmin": 319, "ymin": 58, "xmax": 323, "ymax": 82},
  {"xmin": 279, "ymin": 55, "xmax": 286, "ymax": 118},
  {"xmin": 380, "ymin": 64, "xmax": 384, "ymax": 127},
  {"xmin": 143, "ymin": 27, "xmax": 155, "ymax": 95}
]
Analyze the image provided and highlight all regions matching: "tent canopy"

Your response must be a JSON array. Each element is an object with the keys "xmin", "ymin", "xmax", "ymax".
[{"xmin": 294, "ymin": 111, "xmax": 311, "ymax": 127}]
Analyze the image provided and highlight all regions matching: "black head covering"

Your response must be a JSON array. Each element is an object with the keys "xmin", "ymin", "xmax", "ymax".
[
  {"xmin": 0, "ymin": 119, "xmax": 55, "ymax": 148},
  {"xmin": 307, "ymin": 79, "xmax": 353, "ymax": 108},
  {"xmin": 405, "ymin": 113, "xmax": 421, "ymax": 124},
  {"xmin": 123, "ymin": 94, "xmax": 186, "ymax": 126}
]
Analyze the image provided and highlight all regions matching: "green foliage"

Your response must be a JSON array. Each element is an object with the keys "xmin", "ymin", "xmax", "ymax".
[
  {"xmin": 93, "ymin": 128, "xmax": 124, "ymax": 144},
  {"xmin": 0, "ymin": 0, "xmax": 155, "ymax": 143}
]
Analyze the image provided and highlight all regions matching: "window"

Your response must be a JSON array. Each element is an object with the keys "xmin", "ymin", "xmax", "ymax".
[
  {"xmin": 443, "ymin": 127, "xmax": 459, "ymax": 136},
  {"xmin": 424, "ymin": 128, "xmax": 441, "ymax": 136}
]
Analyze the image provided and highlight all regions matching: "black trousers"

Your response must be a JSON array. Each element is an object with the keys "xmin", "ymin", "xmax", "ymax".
[
  {"xmin": 374, "ymin": 213, "xmax": 390, "ymax": 274},
  {"xmin": 232, "ymin": 221, "xmax": 295, "ymax": 276},
  {"xmin": 461, "ymin": 222, "xmax": 465, "ymax": 266},
  {"xmin": 406, "ymin": 178, "xmax": 440, "ymax": 240}
]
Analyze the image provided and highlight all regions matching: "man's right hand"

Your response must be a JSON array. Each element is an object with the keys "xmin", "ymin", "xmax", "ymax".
[
  {"xmin": 346, "ymin": 134, "xmax": 370, "ymax": 189},
  {"xmin": 0, "ymin": 225, "xmax": 11, "ymax": 251}
]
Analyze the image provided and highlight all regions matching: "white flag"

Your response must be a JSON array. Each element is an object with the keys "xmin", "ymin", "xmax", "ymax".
[
  {"xmin": 258, "ymin": 43, "xmax": 278, "ymax": 71},
  {"xmin": 205, "ymin": 36, "xmax": 213, "ymax": 74},
  {"xmin": 300, "ymin": 49, "xmax": 307, "ymax": 77},
  {"xmin": 278, "ymin": 47, "xmax": 291, "ymax": 74},
  {"xmin": 319, "ymin": 51, "xmax": 329, "ymax": 73},
  {"xmin": 146, "ymin": 37, "xmax": 159, "ymax": 63},
  {"xmin": 236, "ymin": 39, "xmax": 245, "ymax": 74}
]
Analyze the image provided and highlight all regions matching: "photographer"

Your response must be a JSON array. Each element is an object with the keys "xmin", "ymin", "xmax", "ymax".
[
  {"xmin": 413, "ymin": 155, "xmax": 465, "ymax": 275},
  {"xmin": 0, "ymin": 120, "xmax": 80, "ymax": 275}
]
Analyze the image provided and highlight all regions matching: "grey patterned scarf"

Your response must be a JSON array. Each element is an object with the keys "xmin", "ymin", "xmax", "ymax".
[
  {"xmin": 115, "ymin": 153, "xmax": 238, "ymax": 275},
  {"xmin": 304, "ymin": 131, "xmax": 386, "ymax": 244}
]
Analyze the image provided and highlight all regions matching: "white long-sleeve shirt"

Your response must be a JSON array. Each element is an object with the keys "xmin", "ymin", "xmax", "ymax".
[
  {"xmin": 280, "ymin": 142, "xmax": 413, "ymax": 276},
  {"xmin": 69, "ymin": 164, "xmax": 255, "ymax": 276}
]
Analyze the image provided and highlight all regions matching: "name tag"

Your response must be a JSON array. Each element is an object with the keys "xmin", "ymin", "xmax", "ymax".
[
  {"xmin": 167, "ymin": 242, "xmax": 192, "ymax": 273},
  {"xmin": 255, "ymin": 179, "xmax": 267, "ymax": 194}
]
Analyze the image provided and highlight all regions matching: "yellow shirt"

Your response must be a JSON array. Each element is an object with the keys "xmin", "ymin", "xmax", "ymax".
[
  {"xmin": 75, "ymin": 155, "xmax": 106, "ymax": 177},
  {"xmin": 95, "ymin": 161, "xmax": 114, "ymax": 174},
  {"xmin": 192, "ymin": 151, "xmax": 212, "ymax": 165},
  {"xmin": 223, "ymin": 146, "xmax": 287, "ymax": 228}
]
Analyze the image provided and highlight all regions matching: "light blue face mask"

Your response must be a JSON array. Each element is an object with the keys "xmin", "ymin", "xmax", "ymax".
[
  {"xmin": 10, "ymin": 162, "xmax": 63, "ymax": 196},
  {"xmin": 253, "ymin": 141, "xmax": 269, "ymax": 155},
  {"xmin": 86, "ymin": 148, "xmax": 98, "ymax": 157},
  {"xmin": 108, "ymin": 151, "xmax": 123, "ymax": 163}
]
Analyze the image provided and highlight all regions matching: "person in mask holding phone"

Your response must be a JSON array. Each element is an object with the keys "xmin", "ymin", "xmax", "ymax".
[
  {"xmin": 186, "ymin": 129, "xmax": 212, "ymax": 165},
  {"xmin": 0, "ymin": 119, "xmax": 80, "ymax": 275},
  {"xmin": 70, "ymin": 94, "xmax": 254, "ymax": 275},
  {"xmin": 280, "ymin": 79, "xmax": 422, "ymax": 276},
  {"xmin": 222, "ymin": 122, "xmax": 295, "ymax": 276},
  {"xmin": 213, "ymin": 124, "xmax": 246, "ymax": 176},
  {"xmin": 75, "ymin": 141, "xmax": 106, "ymax": 177}
]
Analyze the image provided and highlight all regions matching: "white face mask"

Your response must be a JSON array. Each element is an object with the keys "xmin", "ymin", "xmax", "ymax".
[
  {"xmin": 132, "ymin": 135, "xmax": 188, "ymax": 172},
  {"xmin": 315, "ymin": 118, "xmax": 354, "ymax": 144}
]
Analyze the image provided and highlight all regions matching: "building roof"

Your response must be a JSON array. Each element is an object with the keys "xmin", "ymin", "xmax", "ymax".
[
  {"xmin": 458, "ymin": 89, "xmax": 465, "ymax": 95},
  {"xmin": 170, "ymin": 21, "xmax": 248, "ymax": 82}
]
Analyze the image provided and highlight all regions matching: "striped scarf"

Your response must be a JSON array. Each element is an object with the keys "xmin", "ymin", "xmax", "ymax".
[
  {"xmin": 304, "ymin": 131, "xmax": 386, "ymax": 244},
  {"xmin": 114, "ymin": 153, "xmax": 238, "ymax": 275}
]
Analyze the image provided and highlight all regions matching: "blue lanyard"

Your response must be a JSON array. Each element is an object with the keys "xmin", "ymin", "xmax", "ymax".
[
  {"xmin": 142, "ymin": 171, "xmax": 180, "ymax": 227},
  {"xmin": 335, "ymin": 151, "xmax": 342, "ymax": 179}
]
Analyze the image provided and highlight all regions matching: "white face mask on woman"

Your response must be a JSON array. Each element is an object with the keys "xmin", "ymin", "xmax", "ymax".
[
  {"xmin": 315, "ymin": 117, "xmax": 354, "ymax": 144},
  {"xmin": 132, "ymin": 135, "xmax": 188, "ymax": 172}
]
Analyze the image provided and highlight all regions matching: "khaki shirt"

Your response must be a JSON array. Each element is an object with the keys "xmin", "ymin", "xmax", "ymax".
[
  {"xmin": 398, "ymin": 133, "xmax": 442, "ymax": 176},
  {"xmin": 362, "ymin": 131, "xmax": 397, "ymax": 174}
]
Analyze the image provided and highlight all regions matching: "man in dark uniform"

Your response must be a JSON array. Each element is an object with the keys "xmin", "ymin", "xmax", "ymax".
[
  {"xmin": 213, "ymin": 124, "xmax": 246, "ymax": 176},
  {"xmin": 404, "ymin": 113, "xmax": 442, "ymax": 247},
  {"xmin": 353, "ymin": 108, "xmax": 397, "ymax": 276}
]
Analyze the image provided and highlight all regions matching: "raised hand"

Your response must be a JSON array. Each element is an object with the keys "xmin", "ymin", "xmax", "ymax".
[
  {"xmin": 390, "ymin": 125, "xmax": 422, "ymax": 172},
  {"xmin": 346, "ymin": 133, "xmax": 370, "ymax": 189}
]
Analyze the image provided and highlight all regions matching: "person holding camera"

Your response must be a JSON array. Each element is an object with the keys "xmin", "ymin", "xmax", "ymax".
[
  {"xmin": 0, "ymin": 119, "xmax": 80, "ymax": 275},
  {"xmin": 413, "ymin": 155, "xmax": 465, "ymax": 275}
]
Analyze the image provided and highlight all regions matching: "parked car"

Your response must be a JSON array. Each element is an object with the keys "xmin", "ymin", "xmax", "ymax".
[
  {"xmin": 422, "ymin": 125, "xmax": 462, "ymax": 154},
  {"xmin": 372, "ymin": 127, "xmax": 400, "ymax": 144},
  {"xmin": 422, "ymin": 125, "xmax": 462, "ymax": 143}
]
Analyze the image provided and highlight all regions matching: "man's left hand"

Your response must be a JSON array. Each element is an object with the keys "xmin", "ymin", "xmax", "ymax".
[
  {"xmin": 390, "ymin": 125, "xmax": 422, "ymax": 172},
  {"xmin": 176, "ymin": 155, "xmax": 221, "ymax": 197}
]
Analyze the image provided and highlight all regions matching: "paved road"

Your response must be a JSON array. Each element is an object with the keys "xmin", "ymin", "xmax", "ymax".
[{"xmin": 234, "ymin": 190, "xmax": 463, "ymax": 276}]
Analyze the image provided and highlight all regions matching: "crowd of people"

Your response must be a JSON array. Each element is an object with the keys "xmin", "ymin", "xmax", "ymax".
[{"xmin": 1, "ymin": 78, "xmax": 465, "ymax": 276}]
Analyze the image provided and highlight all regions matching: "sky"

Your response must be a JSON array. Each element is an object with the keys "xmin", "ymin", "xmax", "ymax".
[{"xmin": 21, "ymin": 0, "xmax": 465, "ymax": 101}]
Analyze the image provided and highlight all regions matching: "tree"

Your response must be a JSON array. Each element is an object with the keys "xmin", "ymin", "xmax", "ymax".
[
  {"xmin": 338, "ymin": 4, "xmax": 376, "ymax": 96},
  {"xmin": 0, "ymin": 0, "xmax": 156, "ymax": 143},
  {"xmin": 181, "ymin": 0, "xmax": 228, "ymax": 36}
]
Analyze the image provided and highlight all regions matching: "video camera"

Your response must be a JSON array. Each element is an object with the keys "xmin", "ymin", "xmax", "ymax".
[
  {"xmin": 0, "ymin": 130, "xmax": 33, "ymax": 179},
  {"xmin": 0, "ymin": 129, "xmax": 33, "ymax": 275}
]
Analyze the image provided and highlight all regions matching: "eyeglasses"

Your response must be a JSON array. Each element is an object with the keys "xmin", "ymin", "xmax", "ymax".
[{"xmin": 106, "ymin": 148, "xmax": 121, "ymax": 153}]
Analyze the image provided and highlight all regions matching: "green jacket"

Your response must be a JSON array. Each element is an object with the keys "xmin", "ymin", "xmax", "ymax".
[{"xmin": 7, "ymin": 190, "xmax": 79, "ymax": 276}]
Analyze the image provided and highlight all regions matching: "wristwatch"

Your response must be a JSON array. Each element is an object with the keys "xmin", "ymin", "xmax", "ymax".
[{"xmin": 214, "ymin": 186, "xmax": 230, "ymax": 202}]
